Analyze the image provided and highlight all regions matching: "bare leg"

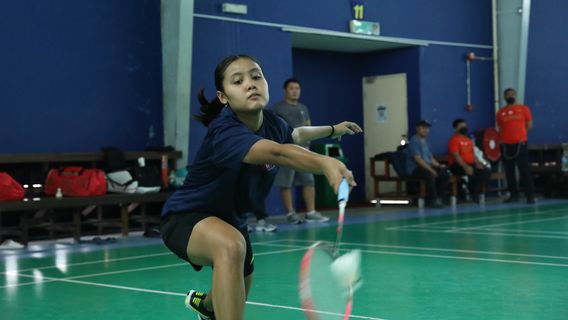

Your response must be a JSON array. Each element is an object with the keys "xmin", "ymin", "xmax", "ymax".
[
  {"xmin": 244, "ymin": 274, "xmax": 253, "ymax": 298},
  {"xmin": 187, "ymin": 217, "xmax": 247, "ymax": 320},
  {"xmin": 302, "ymin": 185, "xmax": 316, "ymax": 212},
  {"xmin": 202, "ymin": 270, "xmax": 253, "ymax": 311},
  {"xmin": 279, "ymin": 187, "xmax": 295, "ymax": 212},
  {"xmin": 203, "ymin": 288, "xmax": 214, "ymax": 312}
]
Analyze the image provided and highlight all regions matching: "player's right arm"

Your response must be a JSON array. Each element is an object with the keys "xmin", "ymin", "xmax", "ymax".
[{"xmin": 243, "ymin": 139, "xmax": 356, "ymax": 191}]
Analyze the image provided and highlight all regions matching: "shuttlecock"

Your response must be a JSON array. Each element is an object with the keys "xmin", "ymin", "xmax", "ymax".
[{"xmin": 330, "ymin": 250, "xmax": 362, "ymax": 291}]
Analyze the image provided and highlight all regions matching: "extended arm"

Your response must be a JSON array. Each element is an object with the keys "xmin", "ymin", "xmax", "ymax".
[
  {"xmin": 292, "ymin": 121, "xmax": 362, "ymax": 145},
  {"xmin": 243, "ymin": 139, "xmax": 356, "ymax": 191}
]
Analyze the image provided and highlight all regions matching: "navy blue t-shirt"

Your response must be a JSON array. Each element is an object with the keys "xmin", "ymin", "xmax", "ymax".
[{"xmin": 161, "ymin": 107, "xmax": 293, "ymax": 229}]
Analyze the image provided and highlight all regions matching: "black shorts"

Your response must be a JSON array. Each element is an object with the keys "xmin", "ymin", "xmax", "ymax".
[{"xmin": 160, "ymin": 211, "xmax": 254, "ymax": 277}]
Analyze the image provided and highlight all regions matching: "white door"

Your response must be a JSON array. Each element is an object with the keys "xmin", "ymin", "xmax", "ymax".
[{"xmin": 362, "ymin": 73, "xmax": 408, "ymax": 200}]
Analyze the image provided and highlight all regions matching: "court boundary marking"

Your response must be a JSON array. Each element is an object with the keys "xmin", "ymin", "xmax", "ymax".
[
  {"xmin": 387, "ymin": 227, "xmax": 568, "ymax": 240},
  {"xmin": 0, "ymin": 247, "xmax": 309, "ymax": 289},
  {"xmin": 253, "ymin": 241, "xmax": 568, "ymax": 268},
  {"xmin": 257, "ymin": 239, "xmax": 568, "ymax": 261},
  {"xmin": 2, "ymin": 239, "xmax": 280, "ymax": 273},
  {"xmin": 384, "ymin": 207, "xmax": 568, "ymax": 239},
  {"xmin": 385, "ymin": 207, "xmax": 567, "ymax": 231},
  {"xmin": 1, "ymin": 246, "xmax": 384, "ymax": 320}
]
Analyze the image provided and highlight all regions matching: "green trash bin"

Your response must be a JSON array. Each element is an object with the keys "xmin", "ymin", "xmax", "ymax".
[{"xmin": 311, "ymin": 143, "xmax": 348, "ymax": 208}]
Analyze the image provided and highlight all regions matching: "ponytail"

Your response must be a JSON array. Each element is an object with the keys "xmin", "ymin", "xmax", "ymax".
[{"xmin": 193, "ymin": 88, "xmax": 225, "ymax": 127}]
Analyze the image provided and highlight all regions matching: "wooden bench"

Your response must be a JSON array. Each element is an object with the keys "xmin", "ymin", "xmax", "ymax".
[
  {"xmin": 370, "ymin": 155, "xmax": 427, "ymax": 207},
  {"xmin": 370, "ymin": 154, "xmax": 506, "ymax": 208},
  {"xmin": 0, "ymin": 150, "xmax": 181, "ymax": 246}
]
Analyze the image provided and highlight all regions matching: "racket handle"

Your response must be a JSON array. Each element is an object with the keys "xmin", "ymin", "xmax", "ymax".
[{"xmin": 337, "ymin": 178, "xmax": 350, "ymax": 203}]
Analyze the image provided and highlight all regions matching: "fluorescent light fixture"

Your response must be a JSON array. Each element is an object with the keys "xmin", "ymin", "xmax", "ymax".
[
  {"xmin": 379, "ymin": 199, "xmax": 410, "ymax": 205},
  {"xmin": 23, "ymin": 184, "xmax": 29, "ymax": 188},
  {"xmin": 32, "ymin": 184, "xmax": 42, "ymax": 188},
  {"xmin": 370, "ymin": 199, "xmax": 378, "ymax": 204}
]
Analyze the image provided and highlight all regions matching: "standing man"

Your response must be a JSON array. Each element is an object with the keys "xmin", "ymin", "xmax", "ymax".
[
  {"xmin": 448, "ymin": 118, "xmax": 491, "ymax": 202},
  {"xmin": 271, "ymin": 78, "xmax": 330, "ymax": 223},
  {"xmin": 496, "ymin": 88, "xmax": 535, "ymax": 204},
  {"xmin": 405, "ymin": 120, "xmax": 451, "ymax": 208}
]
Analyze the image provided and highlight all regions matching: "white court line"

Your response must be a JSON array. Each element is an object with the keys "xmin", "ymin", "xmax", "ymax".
[
  {"xmin": 452, "ymin": 215, "xmax": 568, "ymax": 232},
  {"xmin": 392, "ymin": 226, "xmax": 568, "ymax": 240},
  {"xmin": 17, "ymin": 252, "xmax": 173, "ymax": 272},
  {"xmin": 5, "ymin": 239, "xmax": 280, "ymax": 273},
  {"xmin": 386, "ymin": 207, "xmax": 567, "ymax": 230},
  {"xmin": 255, "ymin": 240, "xmax": 568, "ymax": 260},
  {"xmin": 355, "ymin": 248, "xmax": 568, "ymax": 268},
  {"xmin": 3, "ymin": 249, "xmax": 384, "ymax": 320},
  {"xmin": 0, "ymin": 247, "xmax": 308, "ymax": 289},
  {"xmin": 481, "ymin": 228, "xmax": 568, "ymax": 235},
  {"xmin": 10, "ymin": 273, "xmax": 385, "ymax": 320},
  {"xmin": 253, "ymin": 242, "xmax": 568, "ymax": 267},
  {"xmin": 0, "ymin": 262, "xmax": 187, "ymax": 289}
]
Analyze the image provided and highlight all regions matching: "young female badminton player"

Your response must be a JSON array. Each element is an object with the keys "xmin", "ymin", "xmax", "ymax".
[{"xmin": 160, "ymin": 54, "xmax": 362, "ymax": 320}]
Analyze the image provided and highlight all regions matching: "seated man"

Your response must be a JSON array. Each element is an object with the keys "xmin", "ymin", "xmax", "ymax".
[
  {"xmin": 448, "ymin": 119, "xmax": 491, "ymax": 202},
  {"xmin": 405, "ymin": 120, "xmax": 450, "ymax": 208}
]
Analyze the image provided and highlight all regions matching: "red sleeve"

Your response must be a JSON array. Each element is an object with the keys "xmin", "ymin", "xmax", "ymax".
[
  {"xmin": 448, "ymin": 136, "xmax": 459, "ymax": 153},
  {"xmin": 524, "ymin": 106, "xmax": 533, "ymax": 122}
]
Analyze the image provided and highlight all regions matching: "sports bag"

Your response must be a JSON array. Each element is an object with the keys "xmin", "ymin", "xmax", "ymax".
[
  {"xmin": 44, "ymin": 167, "xmax": 107, "ymax": 197},
  {"xmin": 0, "ymin": 172, "xmax": 25, "ymax": 201},
  {"xmin": 106, "ymin": 170, "xmax": 138, "ymax": 194}
]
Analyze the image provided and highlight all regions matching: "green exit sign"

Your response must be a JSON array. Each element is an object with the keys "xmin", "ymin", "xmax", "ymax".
[{"xmin": 349, "ymin": 20, "xmax": 380, "ymax": 36}]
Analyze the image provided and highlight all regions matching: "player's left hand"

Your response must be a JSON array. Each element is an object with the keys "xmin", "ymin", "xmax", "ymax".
[{"xmin": 332, "ymin": 122, "xmax": 363, "ymax": 139}]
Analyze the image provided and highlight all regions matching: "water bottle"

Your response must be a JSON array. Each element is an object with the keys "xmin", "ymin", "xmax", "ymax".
[{"xmin": 562, "ymin": 150, "xmax": 568, "ymax": 172}]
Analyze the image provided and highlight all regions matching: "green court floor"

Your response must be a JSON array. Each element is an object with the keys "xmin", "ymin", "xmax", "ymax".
[{"xmin": 2, "ymin": 203, "xmax": 568, "ymax": 319}]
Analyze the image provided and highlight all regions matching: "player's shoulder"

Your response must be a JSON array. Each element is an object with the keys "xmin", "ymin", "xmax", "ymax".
[
  {"xmin": 208, "ymin": 109, "xmax": 245, "ymax": 133},
  {"xmin": 263, "ymin": 109, "xmax": 282, "ymax": 124}
]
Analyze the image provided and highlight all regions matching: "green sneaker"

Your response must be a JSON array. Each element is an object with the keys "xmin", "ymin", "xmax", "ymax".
[{"xmin": 185, "ymin": 290, "xmax": 215, "ymax": 320}]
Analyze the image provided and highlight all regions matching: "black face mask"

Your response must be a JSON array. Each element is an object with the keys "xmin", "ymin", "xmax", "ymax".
[
  {"xmin": 459, "ymin": 127, "xmax": 468, "ymax": 135},
  {"xmin": 506, "ymin": 97, "xmax": 516, "ymax": 104}
]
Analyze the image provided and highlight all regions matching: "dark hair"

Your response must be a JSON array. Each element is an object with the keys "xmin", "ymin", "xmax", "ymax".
[
  {"xmin": 503, "ymin": 88, "xmax": 516, "ymax": 95},
  {"xmin": 193, "ymin": 54, "xmax": 259, "ymax": 126},
  {"xmin": 283, "ymin": 78, "xmax": 300, "ymax": 89},
  {"xmin": 452, "ymin": 118, "xmax": 466, "ymax": 128}
]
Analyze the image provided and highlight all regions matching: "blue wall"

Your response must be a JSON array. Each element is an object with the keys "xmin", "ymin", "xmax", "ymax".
[
  {"xmin": 195, "ymin": 0, "xmax": 492, "ymax": 45},
  {"xmin": 420, "ymin": 45, "xmax": 495, "ymax": 153},
  {"xmin": 525, "ymin": 0, "xmax": 568, "ymax": 143},
  {"xmin": 0, "ymin": 0, "xmax": 163, "ymax": 153}
]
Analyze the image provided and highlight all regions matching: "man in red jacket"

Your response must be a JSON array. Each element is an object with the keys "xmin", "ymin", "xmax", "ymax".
[
  {"xmin": 448, "ymin": 119, "xmax": 491, "ymax": 202},
  {"xmin": 496, "ymin": 88, "xmax": 535, "ymax": 204}
]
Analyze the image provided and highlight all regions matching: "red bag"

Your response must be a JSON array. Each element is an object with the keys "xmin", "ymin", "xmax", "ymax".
[
  {"xmin": 45, "ymin": 167, "xmax": 107, "ymax": 197},
  {"xmin": 0, "ymin": 172, "xmax": 25, "ymax": 201}
]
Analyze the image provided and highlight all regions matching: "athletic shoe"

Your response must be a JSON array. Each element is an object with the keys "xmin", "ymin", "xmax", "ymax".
[
  {"xmin": 286, "ymin": 212, "xmax": 304, "ymax": 224},
  {"xmin": 185, "ymin": 290, "xmax": 215, "ymax": 320},
  {"xmin": 305, "ymin": 211, "xmax": 330, "ymax": 223},
  {"xmin": 255, "ymin": 219, "xmax": 278, "ymax": 232}
]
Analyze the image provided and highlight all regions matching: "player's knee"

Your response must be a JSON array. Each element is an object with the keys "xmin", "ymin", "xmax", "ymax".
[{"xmin": 217, "ymin": 235, "xmax": 246, "ymax": 264}]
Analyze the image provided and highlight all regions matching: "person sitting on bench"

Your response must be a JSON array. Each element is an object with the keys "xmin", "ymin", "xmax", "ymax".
[{"xmin": 405, "ymin": 120, "xmax": 450, "ymax": 208}]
